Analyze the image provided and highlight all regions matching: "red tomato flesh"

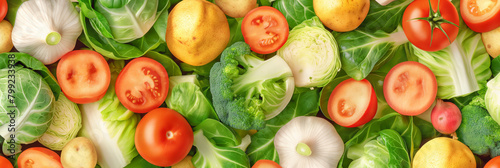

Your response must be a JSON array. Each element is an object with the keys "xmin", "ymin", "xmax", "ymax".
[
  {"xmin": 135, "ymin": 108, "xmax": 193, "ymax": 167},
  {"xmin": 328, "ymin": 78, "xmax": 377, "ymax": 128},
  {"xmin": 18, "ymin": 147, "xmax": 62, "ymax": 168},
  {"xmin": 485, "ymin": 155, "xmax": 500, "ymax": 168},
  {"xmin": 461, "ymin": 0, "xmax": 500, "ymax": 32},
  {"xmin": 115, "ymin": 57, "xmax": 169, "ymax": 113},
  {"xmin": 383, "ymin": 61, "xmax": 437, "ymax": 116},
  {"xmin": 252, "ymin": 159, "xmax": 282, "ymax": 168},
  {"xmin": 57, "ymin": 50, "xmax": 110, "ymax": 104},
  {"xmin": 0, "ymin": 156, "xmax": 13, "ymax": 168},
  {"xmin": 242, "ymin": 6, "xmax": 289, "ymax": 54},
  {"xmin": 0, "ymin": 0, "xmax": 7, "ymax": 21}
]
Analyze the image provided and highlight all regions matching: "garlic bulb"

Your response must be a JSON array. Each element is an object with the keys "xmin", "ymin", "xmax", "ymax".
[
  {"xmin": 12, "ymin": 0, "xmax": 82, "ymax": 65},
  {"xmin": 274, "ymin": 116, "xmax": 344, "ymax": 168}
]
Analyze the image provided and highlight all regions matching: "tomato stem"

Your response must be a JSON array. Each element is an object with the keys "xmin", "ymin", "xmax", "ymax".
[{"xmin": 411, "ymin": 0, "xmax": 458, "ymax": 47}]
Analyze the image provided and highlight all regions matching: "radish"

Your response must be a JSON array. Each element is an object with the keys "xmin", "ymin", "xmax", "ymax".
[{"xmin": 431, "ymin": 99, "xmax": 462, "ymax": 134}]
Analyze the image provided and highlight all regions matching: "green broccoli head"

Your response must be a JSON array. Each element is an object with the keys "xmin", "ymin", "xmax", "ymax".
[
  {"xmin": 210, "ymin": 42, "xmax": 295, "ymax": 130},
  {"xmin": 456, "ymin": 105, "xmax": 500, "ymax": 157}
]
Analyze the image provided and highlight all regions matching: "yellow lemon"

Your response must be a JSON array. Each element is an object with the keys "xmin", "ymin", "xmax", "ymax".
[
  {"xmin": 413, "ymin": 137, "xmax": 476, "ymax": 168},
  {"xmin": 166, "ymin": 0, "xmax": 230, "ymax": 66}
]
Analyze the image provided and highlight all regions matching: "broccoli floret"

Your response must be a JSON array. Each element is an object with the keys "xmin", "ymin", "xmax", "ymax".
[
  {"xmin": 456, "ymin": 105, "xmax": 500, "ymax": 157},
  {"xmin": 209, "ymin": 42, "xmax": 294, "ymax": 130}
]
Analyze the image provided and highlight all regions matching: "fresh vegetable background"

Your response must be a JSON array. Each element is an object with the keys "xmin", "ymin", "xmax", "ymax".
[{"xmin": 1, "ymin": 0, "xmax": 500, "ymax": 167}]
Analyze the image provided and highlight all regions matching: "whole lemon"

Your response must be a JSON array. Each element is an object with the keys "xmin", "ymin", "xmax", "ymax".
[
  {"xmin": 166, "ymin": 0, "xmax": 230, "ymax": 66},
  {"xmin": 413, "ymin": 137, "xmax": 476, "ymax": 168}
]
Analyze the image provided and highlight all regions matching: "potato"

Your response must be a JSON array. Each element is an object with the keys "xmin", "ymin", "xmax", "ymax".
[
  {"xmin": 313, "ymin": 0, "xmax": 370, "ymax": 32},
  {"xmin": 172, "ymin": 156, "xmax": 195, "ymax": 168},
  {"xmin": 0, "ymin": 20, "xmax": 13, "ymax": 53},
  {"xmin": 215, "ymin": 0, "xmax": 257, "ymax": 18},
  {"xmin": 482, "ymin": 26, "xmax": 500, "ymax": 58},
  {"xmin": 166, "ymin": 0, "xmax": 230, "ymax": 66},
  {"xmin": 61, "ymin": 137, "xmax": 98, "ymax": 168}
]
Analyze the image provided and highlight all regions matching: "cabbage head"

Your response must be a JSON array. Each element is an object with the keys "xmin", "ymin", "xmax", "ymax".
[
  {"xmin": 90, "ymin": 0, "xmax": 167, "ymax": 43},
  {"xmin": 277, "ymin": 17, "xmax": 341, "ymax": 88},
  {"xmin": 0, "ymin": 67, "xmax": 54, "ymax": 155},
  {"xmin": 486, "ymin": 74, "xmax": 500, "ymax": 125},
  {"xmin": 38, "ymin": 94, "xmax": 82, "ymax": 150}
]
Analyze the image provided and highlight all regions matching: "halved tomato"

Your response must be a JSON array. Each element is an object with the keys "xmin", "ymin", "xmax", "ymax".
[
  {"xmin": 461, "ymin": 0, "xmax": 500, "ymax": 32},
  {"xmin": 252, "ymin": 160, "xmax": 282, "ymax": 168},
  {"xmin": 57, "ymin": 50, "xmax": 110, "ymax": 104},
  {"xmin": 383, "ymin": 61, "xmax": 437, "ymax": 116},
  {"xmin": 242, "ymin": 6, "xmax": 289, "ymax": 54},
  {"xmin": 18, "ymin": 147, "xmax": 62, "ymax": 168},
  {"xmin": 115, "ymin": 57, "xmax": 169, "ymax": 113},
  {"xmin": 0, "ymin": 156, "xmax": 13, "ymax": 168},
  {"xmin": 328, "ymin": 78, "xmax": 377, "ymax": 128}
]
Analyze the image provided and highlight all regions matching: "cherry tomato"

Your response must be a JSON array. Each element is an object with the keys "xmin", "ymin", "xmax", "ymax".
[
  {"xmin": 135, "ymin": 108, "xmax": 193, "ymax": 166},
  {"xmin": 383, "ymin": 61, "xmax": 437, "ymax": 116},
  {"xmin": 485, "ymin": 156, "xmax": 500, "ymax": 168},
  {"xmin": 0, "ymin": 0, "xmax": 6, "ymax": 21},
  {"xmin": 57, "ymin": 50, "xmax": 110, "ymax": 104},
  {"xmin": 328, "ymin": 78, "xmax": 377, "ymax": 127},
  {"xmin": 402, "ymin": 0, "xmax": 459, "ymax": 52},
  {"xmin": 252, "ymin": 160, "xmax": 282, "ymax": 168},
  {"xmin": 115, "ymin": 57, "xmax": 169, "ymax": 113},
  {"xmin": 0, "ymin": 156, "xmax": 13, "ymax": 168},
  {"xmin": 18, "ymin": 147, "xmax": 62, "ymax": 168},
  {"xmin": 461, "ymin": 0, "xmax": 500, "ymax": 32},
  {"xmin": 242, "ymin": 6, "xmax": 289, "ymax": 54}
]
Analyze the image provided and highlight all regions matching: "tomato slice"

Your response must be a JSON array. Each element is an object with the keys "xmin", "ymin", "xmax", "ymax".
[
  {"xmin": 115, "ymin": 57, "xmax": 169, "ymax": 113},
  {"xmin": 242, "ymin": 6, "xmax": 289, "ymax": 54},
  {"xmin": 57, "ymin": 50, "xmax": 110, "ymax": 104},
  {"xmin": 383, "ymin": 61, "xmax": 437, "ymax": 116},
  {"xmin": 135, "ymin": 108, "xmax": 193, "ymax": 166},
  {"xmin": 252, "ymin": 160, "xmax": 282, "ymax": 168},
  {"xmin": 0, "ymin": 156, "xmax": 13, "ymax": 168},
  {"xmin": 0, "ymin": 0, "xmax": 6, "ymax": 21},
  {"xmin": 461, "ymin": 0, "xmax": 500, "ymax": 32},
  {"xmin": 328, "ymin": 78, "xmax": 377, "ymax": 128},
  {"xmin": 485, "ymin": 156, "xmax": 500, "ymax": 168},
  {"xmin": 18, "ymin": 147, "xmax": 62, "ymax": 168}
]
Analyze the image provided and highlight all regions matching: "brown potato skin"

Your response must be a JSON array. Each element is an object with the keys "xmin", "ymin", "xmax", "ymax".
[
  {"xmin": 166, "ymin": 0, "xmax": 230, "ymax": 66},
  {"xmin": 0, "ymin": 20, "xmax": 13, "ymax": 53},
  {"xmin": 172, "ymin": 156, "xmax": 195, "ymax": 168},
  {"xmin": 482, "ymin": 26, "xmax": 500, "ymax": 58},
  {"xmin": 215, "ymin": 0, "xmax": 257, "ymax": 18},
  {"xmin": 61, "ymin": 137, "xmax": 98, "ymax": 168},
  {"xmin": 313, "ymin": 0, "xmax": 370, "ymax": 32}
]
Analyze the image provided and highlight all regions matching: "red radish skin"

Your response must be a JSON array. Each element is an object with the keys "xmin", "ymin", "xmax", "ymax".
[{"xmin": 431, "ymin": 99, "xmax": 462, "ymax": 134}]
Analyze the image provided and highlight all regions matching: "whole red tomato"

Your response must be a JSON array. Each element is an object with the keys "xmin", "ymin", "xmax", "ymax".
[
  {"xmin": 402, "ymin": 0, "xmax": 459, "ymax": 52},
  {"xmin": 485, "ymin": 156, "xmax": 500, "ymax": 168},
  {"xmin": 135, "ymin": 108, "xmax": 193, "ymax": 167},
  {"xmin": 0, "ymin": 0, "xmax": 7, "ymax": 21}
]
